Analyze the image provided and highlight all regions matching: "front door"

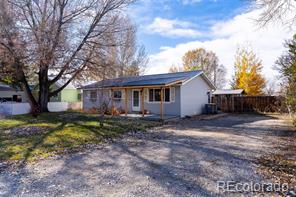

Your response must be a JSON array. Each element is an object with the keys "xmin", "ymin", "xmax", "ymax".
[{"xmin": 132, "ymin": 90, "xmax": 140, "ymax": 111}]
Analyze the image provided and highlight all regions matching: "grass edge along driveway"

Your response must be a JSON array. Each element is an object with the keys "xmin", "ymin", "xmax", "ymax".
[{"xmin": 0, "ymin": 112, "xmax": 159, "ymax": 163}]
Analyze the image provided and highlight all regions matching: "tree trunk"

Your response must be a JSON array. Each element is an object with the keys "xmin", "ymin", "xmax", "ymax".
[
  {"xmin": 38, "ymin": 68, "xmax": 50, "ymax": 112},
  {"xmin": 14, "ymin": 61, "xmax": 39, "ymax": 108}
]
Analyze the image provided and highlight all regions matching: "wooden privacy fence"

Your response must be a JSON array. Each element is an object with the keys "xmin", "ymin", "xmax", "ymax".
[{"xmin": 212, "ymin": 96, "xmax": 285, "ymax": 113}]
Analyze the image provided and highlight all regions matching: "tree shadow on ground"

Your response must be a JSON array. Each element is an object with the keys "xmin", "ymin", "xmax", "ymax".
[{"xmin": 0, "ymin": 113, "xmax": 294, "ymax": 196}]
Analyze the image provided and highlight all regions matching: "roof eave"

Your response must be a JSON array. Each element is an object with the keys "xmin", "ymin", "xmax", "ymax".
[{"xmin": 182, "ymin": 71, "xmax": 216, "ymax": 90}]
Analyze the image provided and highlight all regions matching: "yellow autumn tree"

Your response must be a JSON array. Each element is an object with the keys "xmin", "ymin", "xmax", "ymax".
[{"xmin": 232, "ymin": 48, "xmax": 266, "ymax": 95}]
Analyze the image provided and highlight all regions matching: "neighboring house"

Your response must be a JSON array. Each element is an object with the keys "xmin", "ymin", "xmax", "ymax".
[
  {"xmin": 32, "ymin": 80, "xmax": 82, "ymax": 103},
  {"xmin": 82, "ymin": 70, "xmax": 215, "ymax": 118},
  {"xmin": 0, "ymin": 84, "xmax": 29, "ymax": 103},
  {"xmin": 0, "ymin": 81, "xmax": 82, "ymax": 115},
  {"xmin": 49, "ymin": 81, "xmax": 81, "ymax": 102}
]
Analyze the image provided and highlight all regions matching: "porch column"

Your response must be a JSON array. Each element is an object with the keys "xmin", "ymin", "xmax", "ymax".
[
  {"xmin": 111, "ymin": 89, "xmax": 114, "ymax": 116},
  {"xmin": 141, "ymin": 88, "xmax": 145, "ymax": 117},
  {"xmin": 125, "ymin": 88, "xmax": 128, "ymax": 116},
  {"xmin": 160, "ymin": 87, "xmax": 164, "ymax": 120}
]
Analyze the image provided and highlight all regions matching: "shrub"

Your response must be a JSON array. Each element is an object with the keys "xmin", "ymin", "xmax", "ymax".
[{"xmin": 88, "ymin": 107, "xmax": 98, "ymax": 114}]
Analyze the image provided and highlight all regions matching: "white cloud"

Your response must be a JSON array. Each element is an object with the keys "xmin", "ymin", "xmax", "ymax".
[
  {"xmin": 180, "ymin": 0, "xmax": 202, "ymax": 5},
  {"xmin": 159, "ymin": 46, "xmax": 173, "ymax": 50},
  {"xmin": 146, "ymin": 9, "xmax": 295, "ymax": 87},
  {"xmin": 147, "ymin": 17, "xmax": 202, "ymax": 38},
  {"xmin": 180, "ymin": 0, "xmax": 219, "ymax": 5}
]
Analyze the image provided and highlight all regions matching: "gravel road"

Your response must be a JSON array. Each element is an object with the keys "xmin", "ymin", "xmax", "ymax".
[{"xmin": 0, "ymin": 114, "xmax": 295, "ymax": 197}]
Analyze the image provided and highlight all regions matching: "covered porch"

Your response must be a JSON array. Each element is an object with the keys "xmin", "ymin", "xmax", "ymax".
[{"xmin": 109, "ymin": 83, "xmax": 181, "ymax": 121}]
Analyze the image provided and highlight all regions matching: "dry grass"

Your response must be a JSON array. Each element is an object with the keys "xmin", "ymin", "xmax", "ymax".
[
  {"xmin": 0, "ymin": 112, "xmax": 159, "ymax": 163},
  {"xmin": 257, "ymin": 114, "xmax": 296, "ymax": 188}
]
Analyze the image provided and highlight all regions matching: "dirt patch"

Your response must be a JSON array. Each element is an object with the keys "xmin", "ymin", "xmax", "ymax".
[{"xmin": 4, "ymin": 126, "xmax": 49, "ymax": 136}]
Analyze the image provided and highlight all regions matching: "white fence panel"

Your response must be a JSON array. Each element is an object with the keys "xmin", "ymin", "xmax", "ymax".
[
  {"xmin": 0, "ymin": 102, "xmax": 82, "ymax": 115},
  {"xmin": 12, "ymin": 103, "xmax": 31, "ymax": 115},
  {"xmin": 0, "ymin": 103, "xmax": 12, "ymax": 115}
]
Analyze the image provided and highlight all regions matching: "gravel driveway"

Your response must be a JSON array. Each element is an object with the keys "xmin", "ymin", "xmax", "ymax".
[{"xmin": 0, "ymin": 114, "xmax": 295, "ymax": 197}]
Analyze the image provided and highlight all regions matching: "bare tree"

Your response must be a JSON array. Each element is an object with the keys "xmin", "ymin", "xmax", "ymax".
[
  {"xmin": 168, "ymin": 64, "xmax": 183, "ymax": 73},
  {"xmin": 275, "ymin": 34, "xmax": 296, "ymax": 116},
  {"xmin": 253, "ymin": 0, "xmax": 296, "ymax": 27},
  {"xmin": 182, "ymin": 48, "xmax": 227, "ymax": 88},
  {"xmin": 215, "ymin": 64, "xmax": 227, "ymax": 89},
  {"xmin": 0, "ymin": 0, "xmax": 134, "ymax": 112},
  {"xmin": 107, "ymin": 20, "xmax": 148, "ymax": 78},
  {"xmin": 265, "ymin": 79, "xmax": 276, "ymax": 96},
  {"xmin": 76, "ymin": 18, "xmax": 148, "ymax": 83}
]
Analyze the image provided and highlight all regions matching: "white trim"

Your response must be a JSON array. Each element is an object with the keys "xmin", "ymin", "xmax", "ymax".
[
  {"xmin": 182, "ymin": 72, "xmax": 216, "ymax": 89},
  {"xmin": 200, "ymin": 73, "xmax": 216, "ymax": 89},
  {"xmin": 182, "ymin": 72, "xmax": 202, "ymax": 85}
]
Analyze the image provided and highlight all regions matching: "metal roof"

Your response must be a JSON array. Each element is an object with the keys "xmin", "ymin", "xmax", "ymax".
[
  {"xmin": 0, "ymin": 85, "xmax": 18, "ymax": 91},
  {"xmin": 212, "ymin": 89, "xmax": 244, "ymax": 95},
  {"xmin": 83, "ymin": 70, "xmax": 203, "ymax": 89}
]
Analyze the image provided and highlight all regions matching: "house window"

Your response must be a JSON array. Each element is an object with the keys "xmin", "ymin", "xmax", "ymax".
[
  {"xmin": 148, "ymin": 88, "xmax": 170, "ymax": 102},
  {"xmin": 90, "ymin": 91, "xmax": 97, "ymax": 102},
  {"xmin": 113, "ymin": 90, "xmax": 122, "ymax": 100},
  {"xmin": 12, "ymin": 95, "xmax": 22, "ymax": 102}
]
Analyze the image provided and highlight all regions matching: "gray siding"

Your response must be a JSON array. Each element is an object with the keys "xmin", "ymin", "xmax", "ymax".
[
  {"xmin": 83, "ymin": 86, "xmax": 181, "ymax": 116},
  {"xmin": 144, "ymin": 87, "xmax": 180, "ymax": 116},
  {"xmin": 180, "ymin": 75, "xmax": 212, "ymax": 117}
]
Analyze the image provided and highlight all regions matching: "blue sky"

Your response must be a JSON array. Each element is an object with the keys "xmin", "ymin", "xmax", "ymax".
[
  {"xmin": 131, "ymin": 0, "xmax": 250, "ymax": 54},
  {"xmin": 127, "ymin": 0, "xmax": 295, "ymax": 87}
]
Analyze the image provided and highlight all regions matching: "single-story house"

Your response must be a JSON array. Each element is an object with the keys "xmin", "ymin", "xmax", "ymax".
[
  {"xmin": 0, "ymin": 83, "xmax": 29, "ymax": 103},
  {"xmin": 82, "ymin": 70, "xmax": 215, "ymax": 119}
]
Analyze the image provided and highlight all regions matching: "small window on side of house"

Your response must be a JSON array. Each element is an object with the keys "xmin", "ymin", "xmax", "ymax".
[
  {"xmin": 90, "ymin": 91, "xmax": 97, "ymax": 102},
  {"xmin": 113, "ymin": 90, "xmax": 122, "ymax": 100}
]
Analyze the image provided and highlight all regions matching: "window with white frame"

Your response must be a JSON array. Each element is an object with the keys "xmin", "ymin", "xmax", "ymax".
[
  {"xmin": 90, "ymin": 91, "xmax": 97, "ymax": 102},
  {"xmin": 149, "ymin": 88, "xmax": 170, "ymax": 102},
  {"xmin": 113, "ymin": 90, "xmax": 122, "ymax": 100}
]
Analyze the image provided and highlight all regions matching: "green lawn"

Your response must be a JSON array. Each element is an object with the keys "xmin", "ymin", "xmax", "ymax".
[{"xmin": 0, "ymin": 112, "xmax": 158, "ymax": 163}]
